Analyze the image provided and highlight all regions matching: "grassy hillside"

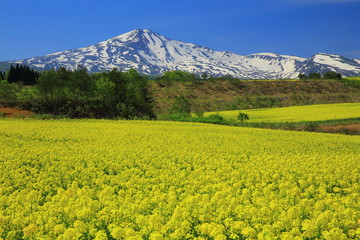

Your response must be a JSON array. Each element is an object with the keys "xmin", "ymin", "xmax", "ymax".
[
  {"xmin": 1, "ymin": 119, "xmax": 359, "ymax": 239},
  {"xmin": 149, "ymin": 79, "xmax": 360, "ymax": 114}
]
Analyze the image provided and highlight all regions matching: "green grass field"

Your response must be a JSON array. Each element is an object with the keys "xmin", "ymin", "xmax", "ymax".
[{"xmin": 205, "ymin": 103, "xmax": 360, "ymax": 123}]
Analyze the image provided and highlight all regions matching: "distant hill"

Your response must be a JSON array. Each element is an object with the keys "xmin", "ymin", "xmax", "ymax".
[
  {"xmin": 0, "ymin": 61, "xmax": 43, "ymax": 73},
  {"xmin": 2, "ymin": 29, "xmax": 360, "ymax": 79},
  {"xmin": 0, "ymin": 62, "xmax": 13, "ymax": 72},
  {"xmin": 149, "ymin": 80, "xmax": 360, "ymax": 114}
]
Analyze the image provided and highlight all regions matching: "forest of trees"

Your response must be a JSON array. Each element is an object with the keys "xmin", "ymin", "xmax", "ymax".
[
  {"xmin": 0, "ymin": 65, "xmax": 155, "ymax": 119},
  {"xmin": 33, "ymin": 67, "xmax": 155, "ymax": 118},
  {"xmin": 4, "ymin": 64, "xmax": 39, "ymax": 85}
]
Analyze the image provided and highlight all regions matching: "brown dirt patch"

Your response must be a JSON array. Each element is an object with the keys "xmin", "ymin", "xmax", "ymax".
[
  {"xmin": 0, "ymin": 107, "xmax": 33, "ymax": 118},
  {"xmin": 318, "ymin": 124, "xmax": 360, "ymax": 135}
]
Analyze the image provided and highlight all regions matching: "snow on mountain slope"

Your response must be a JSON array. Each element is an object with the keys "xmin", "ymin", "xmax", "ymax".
[
  {"xmin": 10, "ymin": 29, "xmax": 360, "ymax": 79},
  {"xmin": 313, "ymin": 53, "xmax": 360, "ymax": 71},
  {"xmin": 297, "ymin": 53, "xmax": 360, "ymax": 77}
]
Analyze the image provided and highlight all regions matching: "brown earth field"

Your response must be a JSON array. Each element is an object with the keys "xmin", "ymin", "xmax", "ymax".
[
  {"xmin": 0, "ymin": 107, "xmax": 33, "ymax": 118},
  {"xmin": 317, "ymin": 124, "xmax": 360, "ymax": 135}
]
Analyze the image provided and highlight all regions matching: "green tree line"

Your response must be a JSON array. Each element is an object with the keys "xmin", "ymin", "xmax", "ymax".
[
  {"xmin": 1, "ymin": 65, "xmax": 155, "ymax": 119},
  {"xmin": 298, "ymin": 71, "xmax": 342, "ymax": 80},
  {"xmin": 1, "ymin": 64, "xmax": 40, "ymax": 85}
]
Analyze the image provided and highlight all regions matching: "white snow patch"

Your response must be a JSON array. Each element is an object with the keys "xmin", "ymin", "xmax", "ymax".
[
  {"xmin": 281, "ymin": 55, "xmax": 307, "ymax": 62},
  {"xmin": 313, "ymin": 54, "xmax": 360, "ymax": 71},
  {"xmin": 249, "ymin": 53, "xmax": 279, "ymax": 58}
]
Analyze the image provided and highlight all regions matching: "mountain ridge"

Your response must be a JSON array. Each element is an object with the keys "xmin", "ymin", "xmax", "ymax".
[{"xmin": 5, "ymin": 29, "xmax": 360, "ymax": 79}]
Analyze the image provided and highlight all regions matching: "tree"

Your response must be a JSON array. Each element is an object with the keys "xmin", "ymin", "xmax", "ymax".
[
  {"xmin": 170, "ymin": 95, "xmax": 191, "ymax": 116},
  {"xmin": 201, "ymin": 72, "xmax": 209, "ymax": 80},
  {"xmin": 36, "ymin": 70, "xmax": 62, "ymax": 101},
  {"xmin": 6, "ymin": 64, "xmax": 38, "ymax": 85},
  {"xmin": 323, "ymin": 71, "xmax": 342, "ymax": 80},
  {"xmin": 106, "ymin": 68, "xmax": 127, "ymax": 103},
  {"xmin": 123, "ymin": 69, "xmax": 155, "ymax": 118},
  {"xmin": 94, "ymin": 73, "xmax": 116, "ymax": 104},
  {"xmin": 298, "ymin": 73, "xmax": 307, "ymax": 80},
  {"xmin": 237, "ymin": 112, "xmax": 249, "ymax": 121},
  {"xmin": 67, "ymin": 65, "xmax": 94, "ymax": 99},
  {"xmin": 307, "ymin": 72, "xmax": 322, "ymax": 80}
]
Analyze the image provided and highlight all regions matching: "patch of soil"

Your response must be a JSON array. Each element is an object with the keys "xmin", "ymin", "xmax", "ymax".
[
  {"xmin": 0, "ymin": 107, "xmax": 33, "ymax": 118},
  {"xmin": 318, "ymin": 124, "xmax": 360, "ymax": 135}
]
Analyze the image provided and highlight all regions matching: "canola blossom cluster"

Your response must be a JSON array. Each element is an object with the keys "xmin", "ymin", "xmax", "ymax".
[
  {"xmin": 205, "ymin": 103, "xmax": 360, "ymax": 123},
  {"xmin": 0, "ymin": 119, "xmax": 359, "ymax": 239}
]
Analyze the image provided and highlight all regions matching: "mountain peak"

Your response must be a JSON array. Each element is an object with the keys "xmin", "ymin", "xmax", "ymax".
[
  {"xmin": 128, "ymin": 28, "xmax": 155, "ymax": 35},
  {"xmin": 110, "ymin": 28, "xmax": 162, "ymax": 43},
  {"xmin": 8, "ymin": 29, "xmax": 360, "ymax": 78}
]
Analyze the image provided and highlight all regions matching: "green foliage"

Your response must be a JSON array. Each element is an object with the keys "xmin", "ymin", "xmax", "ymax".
[
  {"xmin": 338, "ymin": 78, "xmax": 360, "ymax": 90},
  {"xmin": 0, "ymin": 80, "xmax": 21, "ymax": 106},
  {"xmin": 307, "ymin": 72, "xmax": 322, "ymax": 79},
  {"xmin": 36, "ymin": 69, "xmax": 63, "ymax": 101},
  {"xmin": 161, "ymin": 70, "xmax": 196, "ymax": 83},
  {"xmin": 299, "ymin": 71, "xmax": 342, "ymax": 80},
  {"xmin": 170, "ymin": 95, "xmax": 191, "ymax": 116},
  {"xmin": 304, "ymin": 122, "xmax": 319, "ymax": 132},
  {"xmin": 228, "ymin": 95, "xmax": 283, "ymax": 110},
  {"xmin": 168, "ymin": 112, "xmax": 228, "ymax": 125},
  {"xmin": 237, "ymin": 111, "xmax": 249, "ymax": 121},
  {"xmin": 323, "ymin": 71, "xmax": 342, "ymax": 80},
  {"xmin": 206, "ymin": 113, "xmax": 224, "ymax": 122},
  {"xmin": 200, "ymin": 72, "xmax": 210, "ymax": 80},
  {"xmin": 6, "ymin": 67, "xmax": 155, "ymax": 119},
  {"xmin": 298, "ymin": 73, "xmax": 307, "ymax": 80},
  {"xmin": 194, "ymin": 110, "xmax": 204, "ymax": 117},
  {"xmin": 6, "ymin": 64, "xmax": 39, "ymax": 85},
  {"xmin": 156, "ymin": 70, "xmax": 245, "ymax": 84}
]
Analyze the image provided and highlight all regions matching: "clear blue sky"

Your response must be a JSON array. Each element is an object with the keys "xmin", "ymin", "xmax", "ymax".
[{"xmin": 1, "ymin": 0, "xmax": 359, "ymax": 61}]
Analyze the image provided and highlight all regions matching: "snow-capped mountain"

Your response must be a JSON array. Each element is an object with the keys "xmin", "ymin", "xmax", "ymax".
[{"xmin": 8, "ymin": 29, "xmax": 360, "ymax": 78}]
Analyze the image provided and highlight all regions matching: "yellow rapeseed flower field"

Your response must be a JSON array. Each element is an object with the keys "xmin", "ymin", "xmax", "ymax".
[
  {"xmin": 0, "ymin": 119, "xmax": 359, "ymax": 239},
  {"xmin": 345, "ymin": 77, "xmax": 360, "ymax": 81},
  {"xmin": 205, "ymin": 103, "xmax": 360, "ymax": 123}
]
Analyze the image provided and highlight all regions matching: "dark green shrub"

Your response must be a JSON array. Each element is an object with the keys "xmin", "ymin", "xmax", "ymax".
[
  {"xmin": 304, "ymin": 122, "xmax": 319, "ymax": 132},
  {"xmin": 237, "ymin": 112, "xmax": 249, "ymax": 121},
  {"xmin": 323, "ymin": 71, "xmax": 342, "ymax": 80},
  {"xmin": 207, "ymin": 113, "xmax": 224, "ymax": 122}
]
